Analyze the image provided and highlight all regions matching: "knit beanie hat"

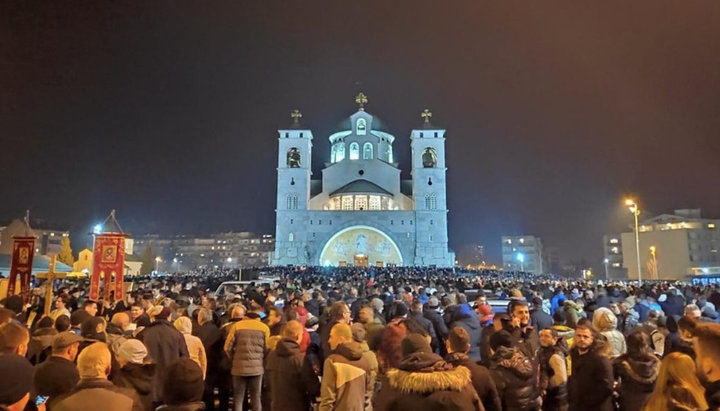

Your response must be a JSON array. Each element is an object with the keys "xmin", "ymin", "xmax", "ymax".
[
  {"xmin": 0, "ymin": 355, "xmax": 34, "ymax": 406},
  {"xmin": 401, "ymin": 333, "xmax": 432, "ymax": 356},
  {"xmin": 162, "ymin": 358, "xmax": 204, "ymax": 405},
  {"xmin": 117, "ymin": 339, "xmax": 148, "ymax": 365}
]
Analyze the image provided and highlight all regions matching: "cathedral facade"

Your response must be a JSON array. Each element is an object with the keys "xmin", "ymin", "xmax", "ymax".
[{"xmin": 273, "ymin": 94, "xmax": 454, "ymax": 267}]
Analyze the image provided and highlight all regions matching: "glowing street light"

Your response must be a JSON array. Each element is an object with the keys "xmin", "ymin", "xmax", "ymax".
[
  {"xmin": 625, "ymin": 198, "xmax": 642, "ymax": 285},
  {"xmin": 155, "ymin": 256, "xmax": 162, "ymax": 273},
  {"xmin": 650, "ymin": 246, "xmax": 658, "ymax": 279},
  {"xmin": 603, "ymin": 258, "xmax": 609, "ymax": 280}
]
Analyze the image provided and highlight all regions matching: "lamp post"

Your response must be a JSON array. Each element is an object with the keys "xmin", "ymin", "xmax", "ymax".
[
  {"xmin": 625, "ymin": 199, "xmax": 642, "ymax": 285},
  {"xmin": 604, "ymin": 258, "xmax": 609, "ymax": 281},
  {"xmin": 517, "ymin": 253, "xmax": 525, "ymax": 272},
  {"xmin": 155, "ymin": 256, "xmax": 162, "ymax": 274},
  {"xmin": 650, "ymin": 246, "xmax": 657, "ymax": 280}
]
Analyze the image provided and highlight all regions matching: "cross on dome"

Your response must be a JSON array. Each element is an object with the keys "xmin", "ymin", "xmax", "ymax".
[
  {"xmin": 355, "ymin": 92, "xmax": 368, "ymax": 110},
  {"xmin": 291, "ymin": 109, "xmax": 302, "ymax": 124},
  {"xmin": 421, "ymin": 109, "xmax": 432, "ymax": 123}
]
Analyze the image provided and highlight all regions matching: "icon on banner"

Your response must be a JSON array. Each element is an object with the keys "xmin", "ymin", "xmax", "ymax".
[{"xmin": 102, "ymin": 245, "xmax": 118, "ymax": 263}]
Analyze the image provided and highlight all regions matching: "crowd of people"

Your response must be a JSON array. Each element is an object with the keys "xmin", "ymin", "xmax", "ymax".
[{"xmin": 1, "ymin": 265, "xmax": 720, "ymax": 411}]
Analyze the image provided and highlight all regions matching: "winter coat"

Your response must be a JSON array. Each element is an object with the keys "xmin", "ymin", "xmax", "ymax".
[
  {"xmin": 617, "ymin": 309, "xmax": 640, "ymax": 335},
  {"xmin": 53, "ymin": 378, "xmax": 144, "ymax": 411},
  {"xmin": 319, "ymin": 341, "xmax": 372, "ymax": 411},
  {"xmin": 223, "ymin": 314, "xmax": 270, "ymax": 377},
  {"xmin": 446, "ymin": 352, "xmax": 502, "ymax": 411},
  {"xmin": 27, "ymin": 327, "xmax": 56, "ymax": 364},
  {"xmin": 423, "ymin": 308, "xmax": 449, "ymax": 342},
  {"xmin": 660, "ymin": 294, "xmax": 685, "ymax": 318},
  {"xmin": 182, "ymin": 334, "xmax": 207, "ymax": 378},
  {"xmin": 612, "ymin": 354, "xmax": 659, "ymax": 411},
  {"xmin": 33, "ymin": 356, "xmax": 80, "ymax": 402},
  {"xmin": 197, "ymin": 321, "xmax": 224, "ymax": 384},
  {"xmin": 563, "ymin": 301, "xmax": 585, "ymax": 329},
  {"xmin": 568, "ymin": 347, "xmax": 613, "ymax": 411},
  {"xmin": 489, "ymin": 346, "xmax": 538, "ymax": 411},
  {"xmin": 592, "ymin": 308, "xmax": 626, "ymax": 358},
  {"xmin": 265, "ymin": 338, "xmax": 320, "ymax": 411},
  {"xmin": 450, "ymin": 307, "xmax": 482, "ymax": 362},
  {"xmin": 375, "ymin": 352, "xmax": 483, "ymax": 411},
  {"xmin": 137, "ymin": 319, "xmax": 190, "ymax": 402},
  {"xmin": 530, "ymin": 309, "xmax": 553, "ymax": 332},
  {"xmin": 408, "ymin": 311, "xmax": 438, "ymax": 350},
  {"xmin": 114, "ymin": 363, "xmax": 157, "ymax": 411}
]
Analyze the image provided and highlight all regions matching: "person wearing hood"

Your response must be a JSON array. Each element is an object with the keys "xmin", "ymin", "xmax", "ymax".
[
  {"xmin": 266, "ymin": 320, "xmax": 320, "ymax": 411},
  {"xmin": 616, "ymin": 302, "xmax": 639, "ymax": 336},
  {"xmin": 488, "ymin": 330, "xmax": 539, "ymax": 411},
  {"xmin": 319, "ymin": 322, "xmax": 372, "ymax": 411},
  {"xmin": 538, "ymin": 328, "xmax": 568, "ymax": 411},
  {"xmin": 591, "ymin": 307, "xmax": 626, "ymax": 358},
  {"xmin": 375, "ymin": 333, "xmax": 483, "ymax": 411},
  {"xmin": 612, "ymin": 331, "xmax": 659, "ymax": 411},
  {"xmin": 174, "ymin": 316, "xmax": 207, "ymax": 379},
  {"xmin": 563, "ymin": 299, "xmax": 585, "ymax": 329},
  {"xmin": 114, "ymin": 339, "xmax": 157, "ymax": 411},
  {"xmin": 449, "ymin": 301, "xmax": 482, "ymax": 362},
  {"xmin": 446, "ymin": 326, "xmax": 501, "ymax": 411},
  {"xmin": 156, "ymin": 358, "xmax": 206, "ymax": 411},
  {"xmin": 26, "ymin": 316, "xmax": 57, "ymax": 364}
]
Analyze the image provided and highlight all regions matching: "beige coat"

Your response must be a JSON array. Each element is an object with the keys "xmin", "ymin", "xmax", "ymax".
[{"xmin": 174, "ymin": 317, "xmax": 207, "ymax": 379}]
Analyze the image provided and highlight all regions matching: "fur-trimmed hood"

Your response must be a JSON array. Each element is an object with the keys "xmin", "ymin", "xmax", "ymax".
[
  {"xmin": 614, "ymin": 354, "xmax": 660, "ymax": 384},
  {"xmin": 490, "ymin": 346, "xmax": 534, "ymax": 379},
  {"xmin": 386, "ymin": 353, "xmax": 472, "ymax": 394}
]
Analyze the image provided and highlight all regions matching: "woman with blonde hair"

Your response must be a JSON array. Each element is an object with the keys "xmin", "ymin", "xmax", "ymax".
[{"xmin": 642, "ymin": 352, "xmax": 708, "ymax": 411}]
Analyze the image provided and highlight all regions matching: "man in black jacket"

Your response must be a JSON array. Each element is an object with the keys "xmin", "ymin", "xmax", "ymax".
[
  {"xmin": 567, "ymin": 321, "xmax": 613, "ymax": 411},
  {"xmin": 424, "ymin": 296, "xmax": 449, "ymax": 355},
  {"xmin": 446, "ymin": 326, "xmax": 502, "ymax": 411},
  {"xmin": 196, "ymin": 307, "xmax": 224, "ymax": 411},
  {"xmin": 137, "ymin": 307, "xmax": 189, "ymax": 404},
  {"xmin": 408, "ymin": 301, "xmax": 438, "ymax": 351}
]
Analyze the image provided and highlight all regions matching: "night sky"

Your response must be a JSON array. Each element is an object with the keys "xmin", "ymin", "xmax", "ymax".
[{"xmin": 2, "ymin": 2, "xmax": 720, "ymax": 267}]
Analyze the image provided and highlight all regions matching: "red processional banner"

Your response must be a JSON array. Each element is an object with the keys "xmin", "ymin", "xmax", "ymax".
[
  {"xmin": 89, "ymin": 234, "xmax": 125, "ymax": 302},
  {"xmin": 8, "ymin": 237, "xmax": 35, "ymax": 302}
]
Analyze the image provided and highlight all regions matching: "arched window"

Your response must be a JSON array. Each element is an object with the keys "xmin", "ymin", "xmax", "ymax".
[
  {"xmin": 422, "ymin": 147, "xmax": 437, "ymax": 168},
  {"xmin": 425, "ymin": 193, "xmax": 437, "ymax": 210},
  {"xmin": 287, "ymin": 194, "xmax": 298, "ymax": 210},
  {"xmin": 349, "ymin": 142, "xmax": 360, "ymax": 160},
  {"xmin": 334, "ymin": 143, "xmax": 345, "ymax": 162},
  {"xmin": 287, "ymin": 148, "xmax": 301, "ymax": 168},
  {"xmin": 363, "ymin": 142, "xmax": 373, "ymax": 160},
  {"xmin": 288, "ymin": 232, "xmax": 294, "ymax": 242},
  {"xmin": 387, "ymin": 146, "xmax": 393, "ymax": 163},
  {"xmin": 356, "ymin": 118, "xmax": 367, "ymax": 135}
]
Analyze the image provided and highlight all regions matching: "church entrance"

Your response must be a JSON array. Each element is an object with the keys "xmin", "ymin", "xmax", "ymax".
[{"xmin": 354, "ymin": 254, "xmax": 368, "ymax": 267}]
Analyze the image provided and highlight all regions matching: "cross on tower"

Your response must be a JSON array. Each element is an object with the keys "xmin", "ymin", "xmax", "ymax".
[
  {"xmin": 421, "ymin": 109, "xmax": 433, "ymax": 123},
  {"xmin": 36, "ymin": 255, "xmax": 67, "ymax": 316},
  {"xmin": 355, "ymin": 92, "xmax": 368, "ymax": 109},
  {"xmin": 291, "ymin": 109, "xmax": 302, "ymax": 124}
]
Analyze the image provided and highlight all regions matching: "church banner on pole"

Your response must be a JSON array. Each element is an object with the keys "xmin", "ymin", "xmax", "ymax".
[
  {"xmin": 8, "ymin": 236, "xmax": 35, "ymax": 302},
  {"xmin": 89, "ymin": 210, "xmax": 126, "ymax": 302}
]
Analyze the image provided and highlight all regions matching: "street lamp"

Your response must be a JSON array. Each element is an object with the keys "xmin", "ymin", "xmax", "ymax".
[
  {"xmin": 625, "ymin": 198, "xmax": 642, "ymax": 285},
  {"xmin": 603, "ymin": 258, "xmax": 609, "ymax": 280},
  {"xmin": 516, "ymin": 253, "xmax": 525, "ymax": 272},
  {"xmin": 155, "ymin": 256, "xmax": 162, "ymax": 274}
]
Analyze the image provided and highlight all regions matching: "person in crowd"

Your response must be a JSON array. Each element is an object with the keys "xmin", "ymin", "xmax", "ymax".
[
  {"xmin": 693, "ymin": 322, "xmax": 720, "ymax": 409},
  {"xmin": 642, "ymin": 352, "xmax": 708, "ymax": 411},
  {"xmin": 0, "ymin": 353, "xmax": 34, "ymax": 411},
  {"xmin": 305, "ymin": 291, "xmax": 325, "ymax": 318},
  {"xmin": 114, "ymin": 339, "xmax": 156, "ymax": 411},
  {"xmin": 358, "ymin": 305, "xmax": 384, "ymax": 352},
  {"xmin": 265, "ymin": 320, "xmax": 320, "ymax": 411},
  {"xmin": 616, "ymin": 302, "xmax": 639, "ymax": 336},
  {"xmin": 505, "ymin": 300, "xmax": 540, "ymax": 359},
  {"xmin": 635, "ymin": 309, "xmax": 664, "ymax": 354},
  {"xmin": 531, "ymin": 297, "xmax": 553, "ymax": 331},
  {"xmin": 659, "ymin": 290, "xmax": 685, "ymax": 318},
  {"xmin": 550, "ymin": 289, "xmax": 567, "ymax": 316},
  {"xmin": 567, "ymin": 320, "xmax": 613, "ymax": 411},
  {"xmin": 218, "ymin": 304, "xmax": 245, "ymax": 411},
  {"xmin": 377, "ymin": 317, "xmax": 407, "ymax": 373},
  {"xmin": 449, "ymin": 300, "xmax": 483, "ymax": 362},
  {"xmin": 698, "ymin": 297, "xmax": 719, "ymax": 321},
  {"xmin": 49, "ymin": 294, "xmax": 71, "ymax": 322},
  {"xmin": 612, "ymin": 330, "xmax": 660, "ymax": 411},
  {"xmin": 265, "ymin": 305, "xmax": 285, "ymax": 337},
  {"xmin": 375, "ymin": 333, "xmax": 482, "ymax": 410},
  {"xmin": 488, "ymin": 330, "xmax": 539, "ymax": 411},
  {"xmin": 481, "ymin": 313, "xmax": 509, "ymax": 367},
  {"xmin": 665, "ymin": 316, "xmax": 696, "ymax": 359},
  {"xmin": 137, "ymin": 306, "xmax": 190, "ymax": 405},
  {"xmin": 53, "ymin": 342, "xmax": 143, "ymax": 411},
  {"xmin": 551, "ymin": 310, "xmax": 574, "ymax": 352},
  {"xmin": 33, "ymin": 331, "xmax": 82, "ymax": 408},
  {"xmin": 563, "ymin": 299, "xmax": 585, "ymax": 329},
  {"xmin": 107, "ymin": 312, "xmax": 132, "ymax": 354},
  {"xmin": 0, "ymin": 322, "xmax": 29, "ymax": 356},
  {"xmin": 538, "ymin": 328, "xmax": 568, "ymax": 411},
  {"xmin": 155, "ymin": 358, "xmax": 206, "ymax": 411},
  {"xmin": 54, "ymin": 314, "xmax": 71, "ymax": 333},
  {"xmin": 130, "ymin": 302, "xmax": 151, "ymax": 329},
  {"xmin": 445, "ymin": 326, "xmax": 501, "ymax": 411},
  {"xmin": 26, "ymin": 316, "xmax": 57, "ymax": 364},
  {"xmin": 408, "ymin": 300, "xmax": 437, "ymax": 351},
  {"xmin": 319, "ymin": 301, "xmax": 351, "ymax": 361},
  {"xmin": 196, "ymin": 307, "xmax": 224, "ymax": 411},
  {"xmin": 224, "ymin": 299, "xmax": 270, "ymax": 411},
  {"xmin": 592, "ymin": 307, "xmax": 626, "ymax": 358},
  {"xmin": 351, "ymin": 323, "xmax": 378, "ymax": 400},
  {"xmin": 70, "ymin": 309, "xmax": 91, "ymax": 335},
  {"xmin": 82, "ymin": 299, "xmax": 98, "ymax": 317},
  {"xmin": 319, "ymin": 323, "xmax": 372, "ymax": 411},
  {"xmin": 174, "ymin": 316, "xmax": 207, "ymax": 379}
]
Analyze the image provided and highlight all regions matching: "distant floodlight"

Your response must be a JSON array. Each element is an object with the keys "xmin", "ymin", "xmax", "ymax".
[
  {"xmin": 93, "ymin": 224, "xmax": 102, "ymax": 234},
  {"xmin": 516, "ymin": 253, "xmax": 525, "ymax": 262}
]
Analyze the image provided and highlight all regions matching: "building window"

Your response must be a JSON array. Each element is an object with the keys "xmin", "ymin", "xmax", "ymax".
[
  {"xmin": 355, "ymin": 195, "xmax": 368, "ymax": 211},
  {"xmin": 349, "ymin": 142, "xmax": 360, "ymax": 160},
  {"xmin": 388, "ymin": 146, "xmax": 393, "ymax": 163},
  {"xmin": 286, "ymin": 194, "xmax": 298, "ymax": 210},
  {"xmin": 363, "ymin": 142, "xmax": 373, "ymax": 160},
  {"xmin": 422, "ymin": 148, "xmax": 437, "ymax": 168},
  {"xmin": 425, "ymin": 193, "xmax": 437, "ymax": 210},
  {"xmin": 342, "ymin": 196, "xmax": 353, "ymax": 210},
  {"xmin": 332, "ymin": 143, "xmax": 346, "ymax": 163},
  {"xmin": 288, "ymin": 233, "xmax": 294, "ymax": 242},
  {"xmin": 610, "ymin": 238, "xmax": 619, "ymax": 244},
  {"xmin": 356, "ymin": 118, "xmax": 367, "ymax": 135},
  {"xmin": 369, "ymin": 195, "xmax": 381, "ymax": 210}
]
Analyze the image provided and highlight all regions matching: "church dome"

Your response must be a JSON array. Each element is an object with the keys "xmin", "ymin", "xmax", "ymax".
[{"xmin": 333, "ymin": 111, "xmax": 390, "ymax": 133}]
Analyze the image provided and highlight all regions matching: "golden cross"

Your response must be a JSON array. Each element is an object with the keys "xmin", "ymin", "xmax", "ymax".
[
  {"xmin": 36, "ymin": 256, "xmax": 67, "ymax": 317},
  {"xmin": 421, "ymin": 109, "xmax": 432, "ymax": 123},
  {"xmin": 291, "ymin": 109, "xmax": 302, "ymax": 123},
  {"xmin": 355, "ymin": 92, "xmax": 368, "ymax": 109}
]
